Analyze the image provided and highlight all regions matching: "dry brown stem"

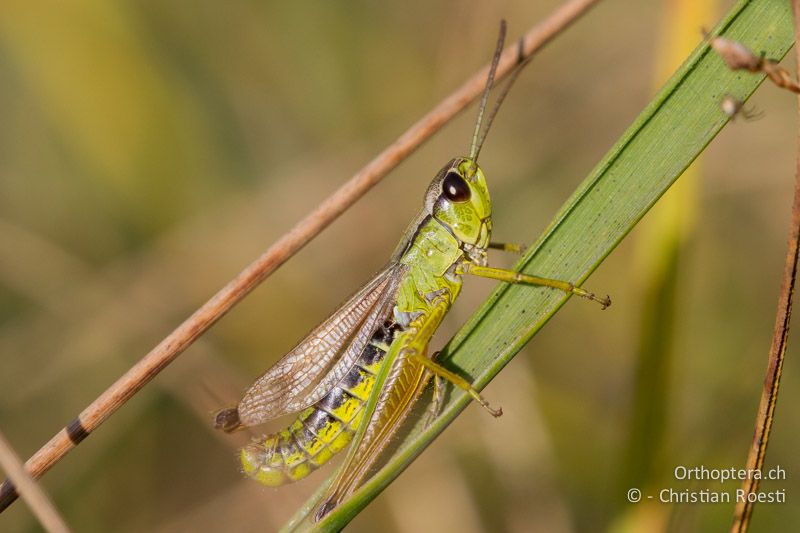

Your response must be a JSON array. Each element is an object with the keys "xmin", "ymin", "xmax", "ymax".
[
  {"xmin": 729, "ymin": 2, "xmax": 800, "ymax": 531},
  {"xmin": 707, "ymin": 30, "xmax": 800, "ymax": 93},
  {"xmin": 0, "ymin": 429, "xmax": 69, "ymax": 533}
]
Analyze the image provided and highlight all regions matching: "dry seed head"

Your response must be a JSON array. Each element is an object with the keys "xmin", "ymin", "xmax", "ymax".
[
  {"xmin": 706, "ymin": 32, "xmax": 762, "ymax": 72},
  {"xmin": 763, "ymin": 61, "xmax": 800, "ymax": 94}
]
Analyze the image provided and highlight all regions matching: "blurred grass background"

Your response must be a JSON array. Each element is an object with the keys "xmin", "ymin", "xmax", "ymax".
[{"xmin": 0, "ymin": 1, "xmax": 798, "ymax": 531}]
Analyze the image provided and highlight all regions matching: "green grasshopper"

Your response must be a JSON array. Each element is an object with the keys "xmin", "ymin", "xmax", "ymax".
[{"xmin": 215, "ymin": 21, "xmax": 609, "ymax": 520}]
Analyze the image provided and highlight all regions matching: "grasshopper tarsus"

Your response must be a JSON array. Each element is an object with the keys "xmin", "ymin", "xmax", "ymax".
[
  {"xmin": 590, "ymin": 293, "xmax": 612, "ymax": 310},
  {"xmin": 475, "ymin": 394, "xmax": 502, "ymax": 417},
  {"xmin": 468, "ymin": 392, "xmax": 503, "ymax": 418},
  {"xmin": 488, "ymin": 405, "xmax": 503, "ymax": 418},
  {"xmin": 573, "ymin": 287, "xmax": 611, "ymax": 309},
  {"xmin": 587, "ymin": 292, "xmax": 611, "ymax": 310}
]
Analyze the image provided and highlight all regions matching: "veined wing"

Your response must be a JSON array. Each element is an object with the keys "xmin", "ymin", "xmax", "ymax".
[
  {"xmin": 315, "ymin": 347, "xmax": 430, "ymax": 520},
  {"xmin": 314, "ymin": 292, "xmax": 454, "ymax": 520},
  {"xmin": 231, "ymin": 263, "xmax": 407, "ymax": 428}
]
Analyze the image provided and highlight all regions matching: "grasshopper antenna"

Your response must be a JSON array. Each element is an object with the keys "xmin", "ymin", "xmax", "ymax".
[
  {"xmin": 469, "ymin": 20, "xmax": 506, "ymax": 161},
  {"xmin": 470, "ymin": 23, "xmax": 534, "ymax": 163}
]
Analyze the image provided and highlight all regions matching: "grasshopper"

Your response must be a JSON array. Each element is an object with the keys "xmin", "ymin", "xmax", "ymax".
[{"xmin": 215, "ymin": 21, "xmax": 609, "ymax": 521}]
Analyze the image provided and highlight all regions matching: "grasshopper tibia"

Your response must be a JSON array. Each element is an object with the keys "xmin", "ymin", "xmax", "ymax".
[
  {"xmin": 411, "ymin": 351, "xmax": 502, "ymax": 418},
  {"xmin": 458, "ymin": 262, "xmax": 611, "ymax": 309}
]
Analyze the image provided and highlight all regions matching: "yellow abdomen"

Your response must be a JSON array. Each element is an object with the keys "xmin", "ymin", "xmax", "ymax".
[{"xmin": 239, "ymin": 331, "xmax": 389, "ymax": 485}]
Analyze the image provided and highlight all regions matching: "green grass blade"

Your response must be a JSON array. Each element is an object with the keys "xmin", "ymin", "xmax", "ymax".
[{"xmin": 291, "ymin": 1, "xmax": 795, "ymax": 529}]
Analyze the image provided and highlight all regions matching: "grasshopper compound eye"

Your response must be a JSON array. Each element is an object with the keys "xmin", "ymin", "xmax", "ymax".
[{"xmin": 442, "ymin": 171, "xmax": 471, "ymax": 202}]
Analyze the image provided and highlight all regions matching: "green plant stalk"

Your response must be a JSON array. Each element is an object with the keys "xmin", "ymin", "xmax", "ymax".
[{"xmin": 286, "ymin": 1, "xmax": 795, "ymax": 530}]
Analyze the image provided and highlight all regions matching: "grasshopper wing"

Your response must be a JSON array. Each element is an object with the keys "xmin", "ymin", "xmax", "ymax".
[{"xmin": 221, "ymin": 263, "xmax": 407, "ymax": 430}]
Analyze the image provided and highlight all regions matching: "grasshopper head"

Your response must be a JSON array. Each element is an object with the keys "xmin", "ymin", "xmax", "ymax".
[{"xmin": 425, "ymin": 157, "xmax": 491, "ymax": 249}]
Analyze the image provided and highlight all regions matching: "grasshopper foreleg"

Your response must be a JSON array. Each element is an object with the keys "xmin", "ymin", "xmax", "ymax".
[
  {"xmin": 458, "ymin": 262, "xmax": 611, "ymax": 309},
  {"xmin": 407, "ymin": 351, "xmax": 502, "ymax": 418}
]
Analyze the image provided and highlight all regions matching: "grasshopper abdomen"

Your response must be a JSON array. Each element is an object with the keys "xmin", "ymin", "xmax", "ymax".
[{"xmin": 239, "ymin": 323, "xmax": 397, "ymax": 485}]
